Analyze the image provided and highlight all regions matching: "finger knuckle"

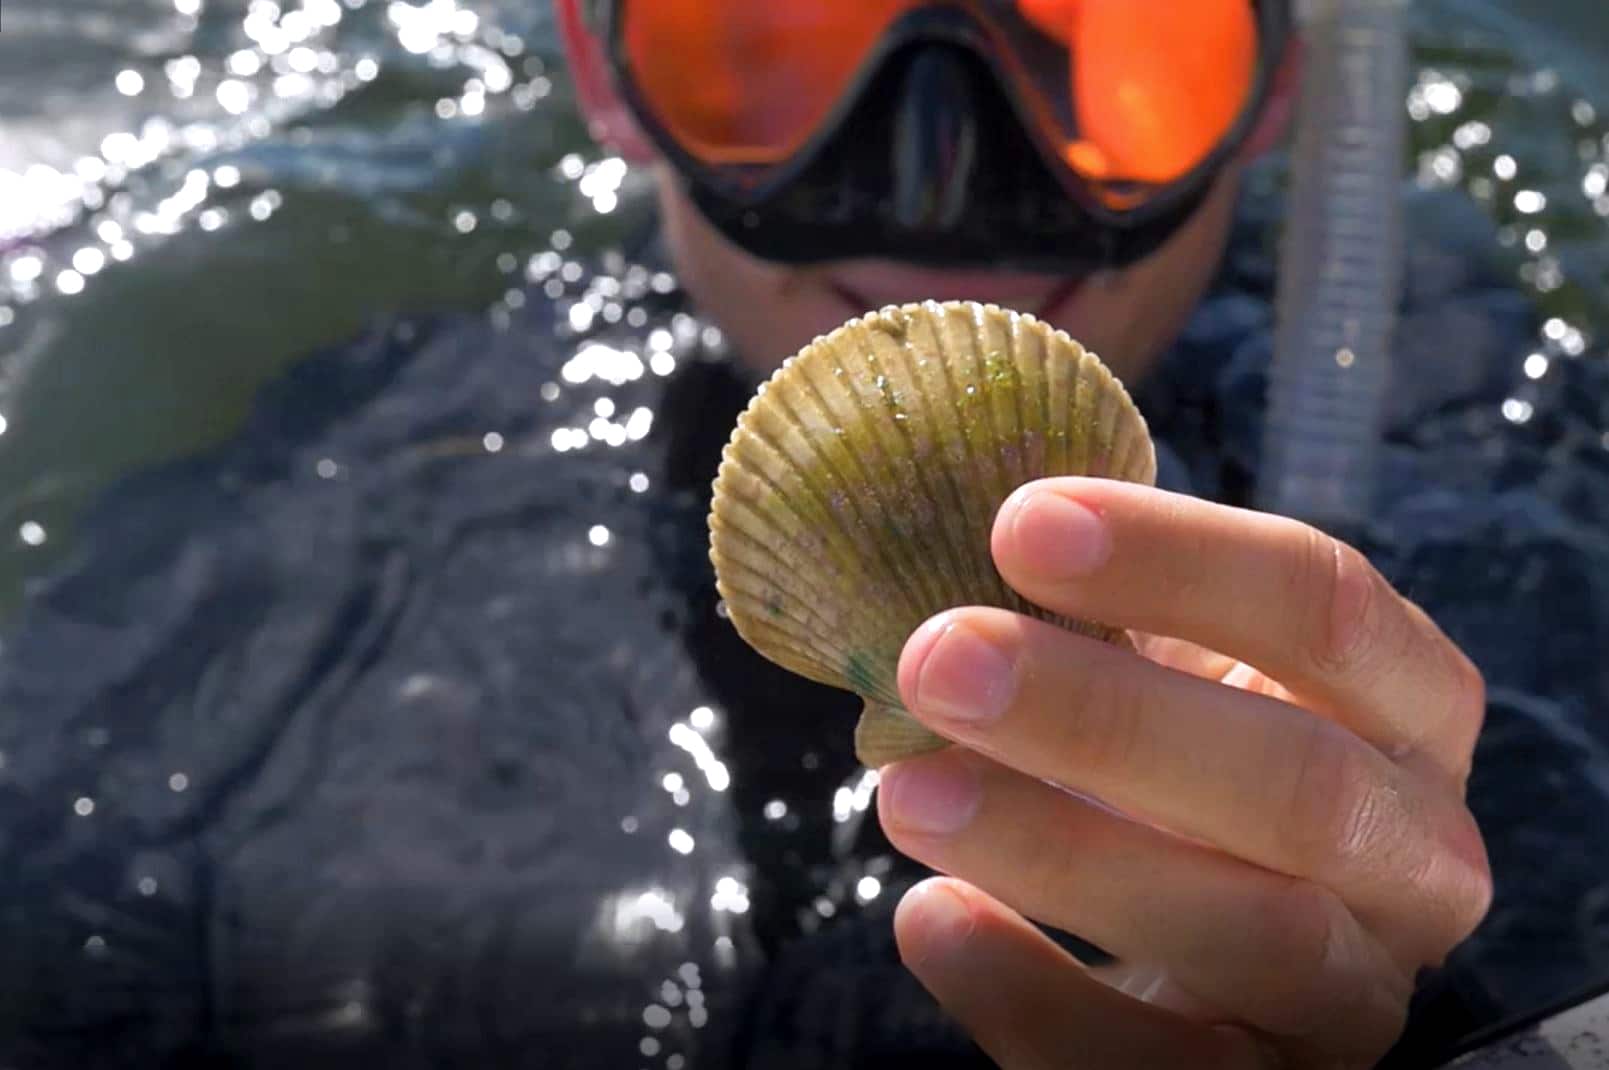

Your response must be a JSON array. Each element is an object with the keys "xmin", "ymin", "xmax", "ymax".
[
  {"xmin": 1277, "ymin": 723, "xmax": 1383, "ymax": 874},
  {"xmin": 1294, "ymin": 527, "xmax": 1380, "ymax": 678},
  {"xmin": 1445, "ymin": 644, "xmax": 1488, "ymax": 759},
  {"xmin": 1383, "ymin": 600, "xmax": 1487, "ymax": 771},
  {"xmin": 1244, "ymin": 880, "xmax": 1407, "ymax": 1059},
  {"xmin": 1064, "ymin": 659, "xmax": 1151, "ymax": 773},
  {"xmin": 1464, "ymin": 859, "xmax": 1497, "ymax": 937},
  {"xmin": 1249, "ymin": 879, "xmax": 1347, "ymax": 1031},
  {"xmin": 1423, "ymin": 813, "xmax": 1495, "ymax": 942},
  {"xmin": 1448, "ymin": 862, "xmax": 1496, "ymax": 944}
]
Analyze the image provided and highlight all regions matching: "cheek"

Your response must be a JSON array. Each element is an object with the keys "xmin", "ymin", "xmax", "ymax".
[
  {"xmin": 1047, "ymin": 177, "xmax": 1240, "ymax": 380},
  {"xmin": 656, "ymin": 179, "xmax": 854, "ymax": 373}
]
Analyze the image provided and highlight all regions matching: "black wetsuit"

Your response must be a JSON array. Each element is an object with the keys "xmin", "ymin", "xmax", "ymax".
[{"xmin": 2, "ymin": 186, "xmax": 1607, "ymax": 1068}]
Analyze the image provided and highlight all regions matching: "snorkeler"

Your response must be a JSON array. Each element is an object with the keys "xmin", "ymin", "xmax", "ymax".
[
  {"xmin": 558, "ymin": 1, "xmax": 1489, "ymax": 1067},
  {"xmin": 16, "ymin": 2, "xmax": 1609, "ymax": 1068}
]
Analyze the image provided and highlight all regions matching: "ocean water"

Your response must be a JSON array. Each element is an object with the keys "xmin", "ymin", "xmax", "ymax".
[{"xmin": 0, "ymin": 0, "xmax": 1606, "ymax": 610}]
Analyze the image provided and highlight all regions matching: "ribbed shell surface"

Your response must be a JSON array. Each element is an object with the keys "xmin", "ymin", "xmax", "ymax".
[{"xmin": 708, "ymin": 301, "xmax": 1156, "ymax": 764}]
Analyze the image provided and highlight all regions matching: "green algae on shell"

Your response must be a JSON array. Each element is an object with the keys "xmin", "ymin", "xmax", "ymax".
[{"xmin": 707, "ymin": 300, "xmax": 1157, "ymax": 767}]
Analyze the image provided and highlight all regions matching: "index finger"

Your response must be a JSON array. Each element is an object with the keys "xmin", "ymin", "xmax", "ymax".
[{"xmin": 991, "ymin": 479, "xmax": 1485, "ymax": 782}]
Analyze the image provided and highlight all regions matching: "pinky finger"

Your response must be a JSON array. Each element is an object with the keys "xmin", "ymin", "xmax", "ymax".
[{"xmin": 894, "ymin": 878, "xmax": 1277, "ymax": 1070}]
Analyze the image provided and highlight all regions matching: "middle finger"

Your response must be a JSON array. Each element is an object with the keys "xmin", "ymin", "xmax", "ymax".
[{"xmin": 895, "ymin": 606, "xmax": 1491, "ymax": 950}]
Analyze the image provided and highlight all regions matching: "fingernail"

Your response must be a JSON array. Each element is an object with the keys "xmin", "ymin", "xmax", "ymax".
[
  {"xmin": 880, "ymin": 758, "xmax": 981, "ymax": 836},
  {"xmin": 908, "ymin": 621, "xmax": 1016, "ymax": 725},
  {"xmin": 901, "ymin": 881, "xmax": 975, "ymax": 967},
  {"xmin": 1008, "ymin": 490, "xmax": 1111, "ymax": 578}
]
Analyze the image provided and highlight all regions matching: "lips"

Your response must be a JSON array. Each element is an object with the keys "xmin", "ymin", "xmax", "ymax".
[{"xmin": 825, "ymin": 264, "xmax": 1088, "ymax": 323}]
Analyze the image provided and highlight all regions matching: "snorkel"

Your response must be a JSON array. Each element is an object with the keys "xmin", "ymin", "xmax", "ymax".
[{"xmin": 1256, "ymin": 0, "xmax": 1410, "ymax": 532}]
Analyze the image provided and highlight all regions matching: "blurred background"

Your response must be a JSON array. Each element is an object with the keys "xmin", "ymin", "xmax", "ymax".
[{"xmin": 0, "ymin": 0, "xmax": 1607, "ymax": 619}]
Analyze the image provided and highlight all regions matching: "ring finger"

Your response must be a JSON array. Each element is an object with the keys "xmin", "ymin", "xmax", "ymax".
[{"xmin": 878, "ymin": 747, "xmax": 1410, "ymax": 1056}]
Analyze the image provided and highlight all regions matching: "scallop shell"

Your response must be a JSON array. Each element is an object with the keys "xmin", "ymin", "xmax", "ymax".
[{"xmin": 708, "ymin": 300, "xmax": 1157, "ymax": 767}]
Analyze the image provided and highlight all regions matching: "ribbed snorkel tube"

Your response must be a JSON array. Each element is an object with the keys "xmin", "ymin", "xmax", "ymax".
[{"xmin": 1256, "ymin": 0, "xmax": 1410, "ymax": 534}]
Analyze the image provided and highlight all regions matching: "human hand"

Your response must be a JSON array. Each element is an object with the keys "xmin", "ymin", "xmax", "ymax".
[{"xmin": 875, "ymin": 478, "xmax": 1492, "ymax": 1069}]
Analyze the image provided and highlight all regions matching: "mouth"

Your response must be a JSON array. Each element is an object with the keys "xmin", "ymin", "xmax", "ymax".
[{"xmin": 824, "ymin": 266, "xmax": 1088, "ymax": 325}]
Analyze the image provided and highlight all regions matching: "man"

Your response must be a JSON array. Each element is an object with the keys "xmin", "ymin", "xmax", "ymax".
[
  {"xmin": 554, "ymin": 1, "xmax": 1486, "ymax": 1066},
  {"xmin": 4, "ymin": 2, "xmax": 1604, "ymax": 1068}
]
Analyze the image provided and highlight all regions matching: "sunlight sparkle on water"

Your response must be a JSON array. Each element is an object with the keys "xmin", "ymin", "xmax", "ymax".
[
  {"xmin": 72, "ymin": 248, "xmax": 106, "ymax": 275},
  {"xmin": 710, "ymin": 876, "xmax": 750, "ymax": 914},
  {"xmin": 8, "ymin": 256, "xmax": 42, "ymax": 284},
  {"xmin": 217, "ymin": 80, "xmax": 253, "ymax": 115},
  {"xmin": 1502, "ymin": 398, "xmax": 1535, "ymax": 424}
]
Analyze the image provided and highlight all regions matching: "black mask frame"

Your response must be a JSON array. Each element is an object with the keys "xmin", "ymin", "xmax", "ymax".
[{"xmin": 594, "ymin": 0, "xmax": 1292, "ymax": 273}]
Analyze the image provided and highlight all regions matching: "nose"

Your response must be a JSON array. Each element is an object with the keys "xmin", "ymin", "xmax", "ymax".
[{"xmin": 890, "ymin": 45, "xmax": 982, "ymax": 233}]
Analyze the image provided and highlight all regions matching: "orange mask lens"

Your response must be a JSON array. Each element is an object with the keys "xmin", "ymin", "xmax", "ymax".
[
  {"xmin": 1058, "ymin": 0, "xmax": 1259, "ymax": 188},
  {"xmin": 622, "ymin": 0, "xmax": 916, "ymax": 165}
]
